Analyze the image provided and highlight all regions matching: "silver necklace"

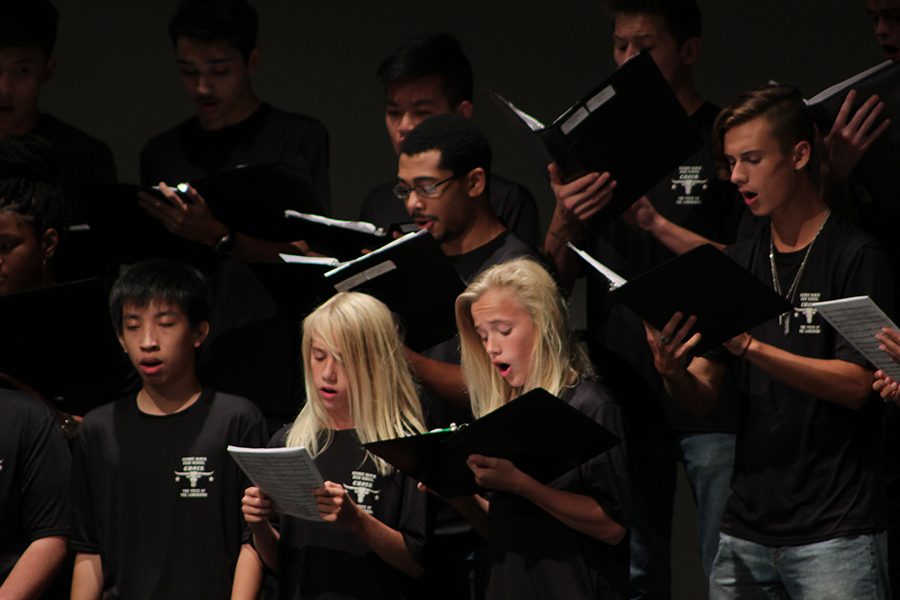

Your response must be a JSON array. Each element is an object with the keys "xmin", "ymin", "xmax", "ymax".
[{"xmin": 769, "ymin": 210, "xmax": 830, "ymax": 336}]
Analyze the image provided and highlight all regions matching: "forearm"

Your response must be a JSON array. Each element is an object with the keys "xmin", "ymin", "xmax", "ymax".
[
  {"xmin": 405, "ymin": 350, "xmax": 469, "ymax": 412},
  {"xmin": 351, "ymin": 512, "xmax": 423, "ymax": 577},
  {"xmin": 0, "ymin": 536, "xmax": 67, "ymax": 600},
  {"xmin": 660, "ymin": 360, "xmax": 721, "ymax": 417},
  {"xmin": 542, "ymin": 210, "xmax": 582, "ymax": 293},
  {"xmin": 645, "ymin": 214, "xmax": 724, "ymax": 254},
  {"xmin": 744, "ymin": 338, "xmax": 872, "ymax": 409},
  {"xmin": 70, "ymin": 552, "xmax": 103, "ymax": 600},
  {"xmin": 230, "ymin": 544, "xmax": 263, "ymax": 600},
  {"xmin": 517, "ymin": 478, "xmax": 625, "ymax": 545},
  {"xmin": 248, "ymin": 522, "xmax": 279, "ymax": 572}
]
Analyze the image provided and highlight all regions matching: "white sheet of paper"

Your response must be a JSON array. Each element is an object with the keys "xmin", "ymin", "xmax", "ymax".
[
  {"xmin": 810, "ymin": 296, "xmax": 900, "ymax": 381},
  {"xmin": 227, "ymin": 445, "xmax": 324, "ymax": 521},
  {"xmin": 277, "ymin": 253, "xmax": 340, "ymax": 267},
  {"xmin": 284, "ymin": 210, "xmax": 383, "ymax": 235},
  {"xmin": 566, "ymin": 242, "xmax": 627, "ymax": 289}
]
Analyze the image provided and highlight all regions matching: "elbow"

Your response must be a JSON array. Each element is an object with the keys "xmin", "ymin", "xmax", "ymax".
[
  {"xmin": 846, "ymin": 380, "xmax": 874, "ymax": 410},
  {"xmin": 596, "ymin": 521, "xmax": 627, "ymax": 546},
  {"xmin": 403, "ymin": 559, "xmax": 424, "ymax": 579}
]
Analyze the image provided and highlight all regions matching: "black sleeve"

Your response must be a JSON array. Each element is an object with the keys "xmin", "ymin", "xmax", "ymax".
[
  {"xmin": 19, "ymin": 405, "xmax": 71, "ymax": 544},
  {"xmin": 69, "ymin": 427, "xmax": 99, "ymax": 553},
  {"xmin": 293, "ymin": 120, "xmax": 331, "ymax": 215},
  {"xmin": 396, "ymin": 472, "xmax": 427, "ymax": 566},
  {"xmin": 494, "ymin": 183, "xmax": 541, "ymax": 250}
]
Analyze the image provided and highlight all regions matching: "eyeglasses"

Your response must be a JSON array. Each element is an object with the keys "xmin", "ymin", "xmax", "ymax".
[{"xmin": 393, "ymin": 174, "xmax": 460, "ymax": 200}]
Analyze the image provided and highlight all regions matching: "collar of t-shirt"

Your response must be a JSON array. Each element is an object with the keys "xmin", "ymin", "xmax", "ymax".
[{"xmin": 448, "ymin": 231, "xmax": 509, "ymax": 283}]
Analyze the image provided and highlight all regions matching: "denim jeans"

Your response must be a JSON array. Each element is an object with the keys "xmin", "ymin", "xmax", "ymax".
[
  {"xmin": 629, "ymin": 432, "xmax": 736, "ymax": 599},
  {"xmin": 709, "ymin": 531, "xmax": 890, "ymax": 599}
]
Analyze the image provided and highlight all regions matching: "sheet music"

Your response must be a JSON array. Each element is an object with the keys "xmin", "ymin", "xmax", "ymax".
[
  {"xmin": 284, "ymin": 210, "xmax": 384, "ymax": 236},
  {"xmin": 227, "ymin": 446, "xmax": 324, "ymax": 521},
  {"xmin": 566, "ymin": 243, "xmax": 627, "ymax": 288},
  {"xmin": 277, "ymin": 254, "xmax": 340, "ymax": 267},
  {"xmin": 811, "ymin": 296, "xmax": 900, "ymax": 380}
]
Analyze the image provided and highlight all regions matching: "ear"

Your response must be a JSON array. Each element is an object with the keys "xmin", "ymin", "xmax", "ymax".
[
  {"xmin": 792, "ymin": 140, "xmax": 812, "ymax": 171},
  {"xmin": 466, "ymin": 167, "xmax": 487, "ymax": 198},
  {"xmin": 193, "ymin": 320, "xmax": 210, "ymax": 348},
  {"xmin": 43, "ymin": 56, "xmax": 57, "ymax": 83},
  {"xmin": 454, "ymin": 100, "xmax": 474, "ymax": 119},
  {"xmin": 41, "ymin": 228, "xmax": 59, "ymax": 261},
  {"xmin": 246, "ymin": 47, "xmax": 260, "ymax": 75},
  {"xmin": 680, "ymin": 37, "xmax": 700, "ymax": 67}
]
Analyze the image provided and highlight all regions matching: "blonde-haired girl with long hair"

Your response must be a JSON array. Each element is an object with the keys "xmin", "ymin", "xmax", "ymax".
[
  {"xmin": 241, "ymin": 292, "xmax": 427, "ymax": 599},
  {"xmin": 452, "ymin": 258, "xmax": 630, "ymax": 600}
]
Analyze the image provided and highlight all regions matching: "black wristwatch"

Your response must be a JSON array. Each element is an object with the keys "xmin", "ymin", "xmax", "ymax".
[{"xmin": 213, "ymin": 228, "xmax": 236, "ymax": 258}]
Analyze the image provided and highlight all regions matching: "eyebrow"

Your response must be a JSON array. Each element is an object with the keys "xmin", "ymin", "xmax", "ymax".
[
  {"xmin": 177, "ymin": 57, "xmax": 236, "ymax": 66},
  {"xmin": 385, "ymin": 98, "xmax": 439, "ymax": 108}
]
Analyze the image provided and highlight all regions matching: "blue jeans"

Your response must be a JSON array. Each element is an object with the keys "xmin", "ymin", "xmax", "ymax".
[
  {"xmin": 710, "ymin": 531, "xmax": 890, "ymax": 599},
  {"xmin": 629, "ymin": 432, "xmax": 736, "ymax": 599}
]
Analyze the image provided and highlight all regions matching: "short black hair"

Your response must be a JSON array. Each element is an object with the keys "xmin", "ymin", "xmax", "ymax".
[
  {"xmin": 0, "ymin": 135, "xmax": 69, "ymax": 236},
  {"xmin": 400, "ymin": 113, "xmax": 491, "ymax": 178},
  {"xmin": 168, "ymin": 0, "xmax": 258, "ymax": 60},
  {"xmin": 377, "ymin": 33, "xmax": 473, "ymax": 107},
  {"xmin": 109, "ymin": 260, "xmax": 211, "ymax": 335},
  {"xmin": 605, "ymin": 0, "xmax": 702, "ymax": 44},
  {"xmin": 0, "ymin": 0, "xmax": 59, "ymax": 56}
]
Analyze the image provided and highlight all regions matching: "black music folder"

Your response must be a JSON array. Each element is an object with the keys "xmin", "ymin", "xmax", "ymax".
[
  {"xmin": 364, "ymin": 387, "xmax": 621, "ymax": 498},
  {"xmin": 806, "ymin": 60, "xmax": 900, "ymax": 129},
  {"xmin": 284, "ymin": 211, "xmax": 388, "ymax": 261},
  {"xmin": 0, "ymin": 279, "xmax": 124, "ymax": 398},
  {"xmin": 490, "ymin": 50, "xmax": 702, "ymax": 215},
  {"xmin": 249, "ymin": 256, "xmax": 340, "ymax": 321},
  {"xmin": 569, "ymin": 243, "xmax": 793, "ymax": 355},
  {"xmin": 322, "ymin": 229, "xmax": 465, "ymax": 351},
  {"xmin": 77, "ymin": 161, "xmax": 322, "ymax": 264}
]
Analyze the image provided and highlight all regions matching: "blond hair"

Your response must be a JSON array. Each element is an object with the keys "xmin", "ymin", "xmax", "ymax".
[
  {"xmin": 285, "ymin": 292, "xmax": 425, "ymax": 475},
  {"xmin": 455, "ymin": 258, "xmax": 593, "ymax": 417}
]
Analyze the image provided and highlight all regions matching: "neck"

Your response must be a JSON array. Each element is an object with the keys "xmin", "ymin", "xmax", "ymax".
[
  {"xmin": 0, "ymin": 109, "xmax": 41, "ymax": 138},
  {"xmin": 440, "ymin": 205, "xmax": 505, "ymax": 256},
  {"xmin": 328, "ymin": 411, "xmax": 354, "ymax": 431},
  {"xmin": 137, "ymin": 377, "xmax": 203, "ymax": 415},
  {"xmin": 770, "ymin": 180, "xmax": 829, "ymax": 252},
  {"xmin": 674, "ymin": 78, "xmax": 704, "ymax": 116},
  {"xmin": 199, "ymin": 91, "xmax": 260, "ymax": 131}
]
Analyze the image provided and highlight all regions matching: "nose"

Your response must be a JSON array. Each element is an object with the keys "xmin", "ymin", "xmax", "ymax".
[
  {"xmin": 484, "ymin": 334, "xmax": 500, "ymax": 357},
  {"xmin": 405, "ymin": 188, "xmax": 424, "ymax": 216},
  {"xmin": 139, "ymin": 328, "xmax": 159, "ymax": 351},
  {"xmin": 729, "ymin": 161, "xmax": 746, "ymax": 186},
  {"xmin": 398, "ymin": 112, "xmax": 416, "ymax": 140},
  {"xmin": 195, "ymin": 73, "xmax": 212, "ymax": 96},
  {"xmin": 875, "ymin": 15, "xmax": 890, "ymax": 36},
  {"xmin": 321, "ymin": 357, "xmax": 338, "ymax": 383}
]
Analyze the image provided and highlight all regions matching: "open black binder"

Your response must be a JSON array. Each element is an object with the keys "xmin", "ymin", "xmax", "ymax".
[
  {"xmin": 322, "ymin": 230, "xmax": 465, "ymax": 351},
  {"xmin": 364, "ymin": 387, "xmax": 621, "ymax": 498},
  {"xmin": 490, "ymin": 50, "xmax": 702, "ymax": 215},
  {"xmin": 283, "ymin": 211, "xmax": 388, "ymax": 261},
  {"xmin": 569, "ymin": 243, "xmax": 793, "ymax": 354}
]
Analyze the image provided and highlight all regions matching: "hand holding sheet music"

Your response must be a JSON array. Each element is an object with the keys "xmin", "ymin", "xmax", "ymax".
[
  {"xmin": 809, "ymin": 296, "xmax": 900, "ymax": 382},
  {"xmin": 228, "ymin": 446, "xmax": 325, "ymax": 520}
]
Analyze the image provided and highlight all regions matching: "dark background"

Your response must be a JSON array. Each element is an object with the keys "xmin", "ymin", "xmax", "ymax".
[{"xmin": 41, "ymin": 1, "xmax": 884, "ymax": 597}]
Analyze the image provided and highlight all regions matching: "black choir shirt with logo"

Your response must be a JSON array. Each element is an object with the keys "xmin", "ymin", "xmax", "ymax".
[
  {"xmin": 708, "ymin": 216, "xmax": 894, "ymax": 545},
  {"xmin": 269, "ymin": 426, "xmax": 426, "ymax": 600},
  {"xmin": 584, "ymin": 101, "xmax": 746, "ymax": 434},
  {"xmin": 361, "ymin": 174, "xmax": 542, "ymax": 250},
  {"xmin": 0, "ymin": 390, "xmax": 70, "ymax": 588},
  {"xmin": 70, "ymin": 389, "xmax": 267, "ymax": 600},
  {"xmin": 485, "ymin": 378, "xmax": 630, "ymax": 600}
]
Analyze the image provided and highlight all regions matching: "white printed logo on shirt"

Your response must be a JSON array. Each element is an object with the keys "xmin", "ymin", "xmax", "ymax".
[
  {"xmin": 671, "ymin": 165, "xmax": 708, "ymax": 205},
  {"xmin": 344, "ymin": 470, "xmax": 381, "ymax": 515},
  {"xmin": 174, "ymin": 456, "xmax": 214, "ymax": 498},
  {"xmin": 796, "ymin": 292, "xmax": 822, "ymax": 335}
]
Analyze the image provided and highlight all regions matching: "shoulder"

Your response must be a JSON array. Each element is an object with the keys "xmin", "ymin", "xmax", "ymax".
[
  {"xmin": 140, "ymin": 116, "xmax": 196, "ymax": 156},
  {"xmin": 564, "ymin": 378, "xmax": 618, "ymax": 412},
  {"xmin": 261, "ymin": 105, "xmax": 329, "ymax": 139},
  {"xmin": 489, "ymin": 174, "xmax": 535, "ymax": 200},
  {"xmin": 207, "ymin": 390, "xmax": 264, "ymax": 420},
  {"xmin": 79, "ymin": 397, "xmax": 130, "ymax": 432},
  {"xmin": 268, "ymin": 424, "xmax": 292, "ymax": 448},
  {"xmin": 487, "ymin": 232, "xmax": 543, "ymax": 266},
  {"xmin": 0, "ymin": 389, "xmax": 57, "ymax": 428},
  {"xmin": 35, "ymin": 114, "xmax": 109, "ymax": 149}
]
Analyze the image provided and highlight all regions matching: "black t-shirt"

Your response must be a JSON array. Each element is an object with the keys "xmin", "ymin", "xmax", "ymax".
[
  {"xmin": 139, "ymin": 103, "xmax": 331, "ymax": 419},
  {"xmin": 584, "ymin": 101, "xmax": 745, "ymax": 433},
  {"xmin": 269, "ymin": 426, "xmax": 426, "ymax": 600},
  {"xmin": 0, "ymin": 390, "xmax": 70, "ymax": 586},
  {"xmin": 70, "ymin": 389, "xmax": 267, "ymax": 600},
  {"xmin": 485, "ymin": 379, "xmax": 629, "ymax": 600},
  {"xmin": 361, "ymin": 174, "xmax": 542, "ymax": 249},
  {"xmin": 709, "ymin": 216, "xmax": 893, "ymax": 545},
  {"xmin": 31, "ymin": 113, "xmax": 117, "ymax": 219}
]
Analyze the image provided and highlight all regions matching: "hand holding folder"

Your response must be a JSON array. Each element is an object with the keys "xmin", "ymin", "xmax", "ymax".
[{"xmin": 363, "ymin": 388, "xmax": 621, "ymax": 498}]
